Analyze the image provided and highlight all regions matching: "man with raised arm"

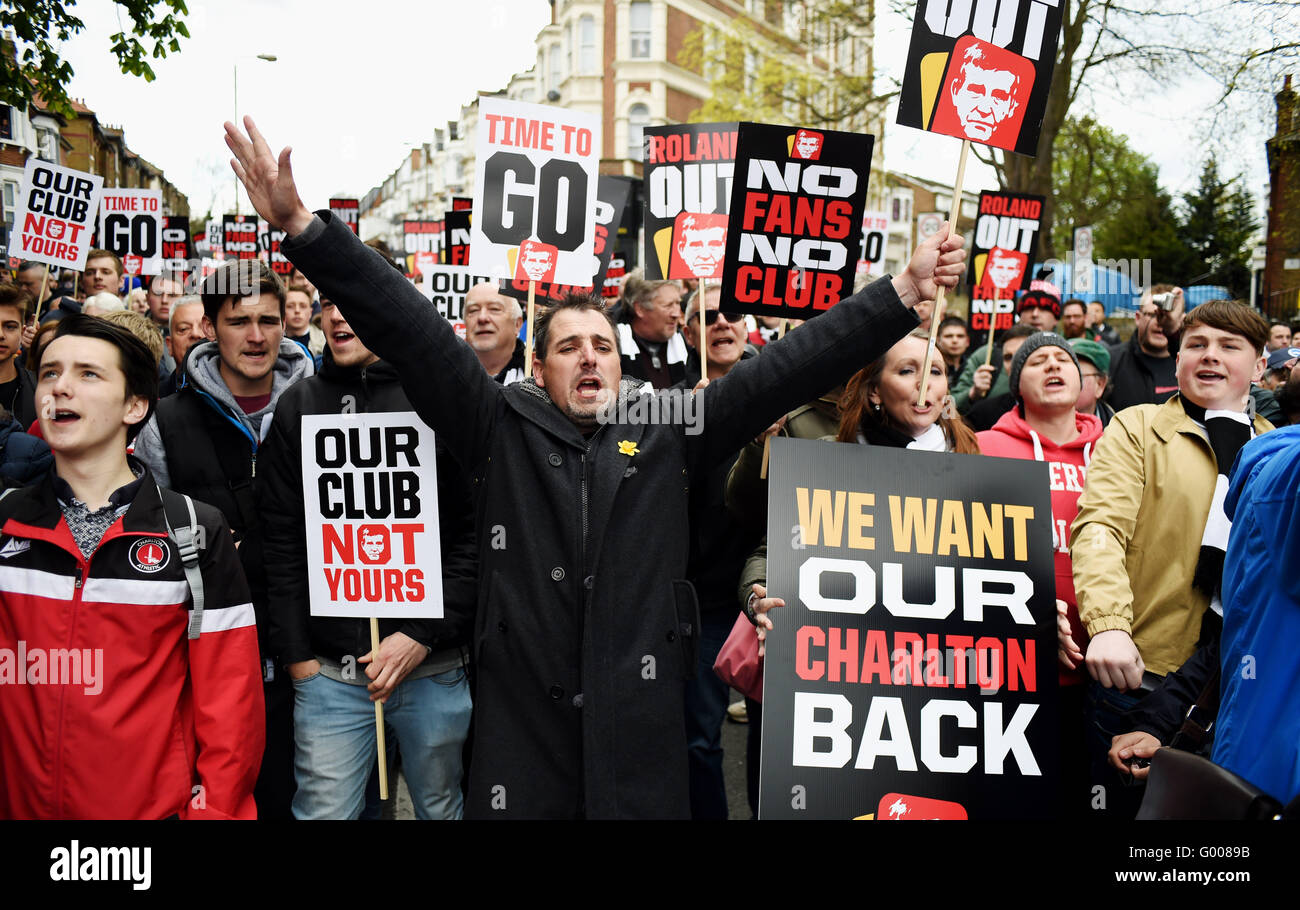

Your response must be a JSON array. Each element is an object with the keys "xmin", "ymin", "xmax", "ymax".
[{"xmin": 224, "ymin": 116, "xmax": 966, "ymax": 820}]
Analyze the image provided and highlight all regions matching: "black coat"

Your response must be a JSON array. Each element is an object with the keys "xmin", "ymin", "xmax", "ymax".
[
  {"xmin": 283, "ymin": 212, "xmax": 918, "ymax": 818},
  {"xmin": 259, "ymin": 352, "xmax": 477, "ymax": 668},
  {"xmin": 1108, "ymin": 332, "xmax": 1180, "ymax": 412}
]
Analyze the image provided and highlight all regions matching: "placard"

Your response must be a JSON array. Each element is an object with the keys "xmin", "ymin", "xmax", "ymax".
[
  {"xmin": 642, "ymin": 122, "xmax": 737, "ymax": 280},
  {"xmin": 162, "ymin": 216, "xmax": 193, "ymax": 279},
  {"xmin": 329, "ymin": 198, "xmax": 360, "ymax": 234},
  {"xmin": 502, "ymin": 176, "xmax": 631, "ymax": 306},
  {"xmin": 222, "ymin": 214, "xmax": 260, "ymax": 261},
  {"xmin": 5, "ymin": 159, "xmax": 104, "ymax": 271},
  {"xmin": 897, "ymin": 0, "xmax": 1065, "ymax": 155},
  {"xmin": 720, "ymin": 122, "xmax": 874, "ymax": 320},
  {"xmin": 469, "ymin": 96, "xmax": 600, "ymax": 285},
  {"xmin": 858, "ymin": 210, "xmax": 889, "ymax": 277},
  {"xmin": 420, "ymin": 263, "xmax": 498, "ymax": 338},
  {"xmin": 444, "ymin": 211, "xmax": 471, "ymax": 266},
  {"xmin": 968, "ymin": 191, "xmax": 1045, "ymax": 334},
  {"xmin": 98, "ymin": 188, "xmax": 163, "ymax": 276},
  {"xmin": 759, "ymin": 438, "xmax": 1058, "ymax": 819},
  {"xmin": 300, "ymin": 412, "xmax": 444, "ymax": 619}
]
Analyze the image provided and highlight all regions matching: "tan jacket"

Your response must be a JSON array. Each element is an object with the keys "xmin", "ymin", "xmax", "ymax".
[{"xmin": 1070, "ymin": 395, "xmax": 1272, "ymax": 675}]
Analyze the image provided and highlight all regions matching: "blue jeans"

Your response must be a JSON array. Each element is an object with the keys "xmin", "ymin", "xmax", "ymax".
[
  {"xmin": 291, "ymin": 667, "xmax": 471, "ymax": 820},
  {"xmin": 684, "ymin": 609, "xmax": 733, "ymax": 820}
]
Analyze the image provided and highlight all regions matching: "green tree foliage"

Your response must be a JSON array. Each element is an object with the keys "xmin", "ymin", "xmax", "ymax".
[
  {"xmin": 678, "ymin": 1, "xmax": 892, "ymax": 131},
  {"xmin": 1179, "ymin": 158, "xmax": 1258, "ymax": 297},
  {"xmin": 1052, "ymin": 116, "xmax": 1191, "ymax": 281},
  {"xmin": 1, "ymin": 1, "xmax": 191, "ymax": 117}
]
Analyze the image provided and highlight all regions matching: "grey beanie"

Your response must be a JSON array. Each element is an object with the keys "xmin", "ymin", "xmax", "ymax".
[{"xmin": 1009, "ymin": 331, "xmax": 1081, "ymax": 404}]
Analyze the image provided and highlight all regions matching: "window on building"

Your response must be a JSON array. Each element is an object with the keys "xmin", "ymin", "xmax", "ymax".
[
  {"xmin": 580, "ymin": 15, "xmax": 597, "ymax": 73},
  {"xmin": 629, "ymin": 1, "xmax": 651, "ymax": 58},
  {"xmin": 36, "ymin": 128, "xmax": 58, "ymax": 163},
  {"xmin": 550, "ymin": 43, "xmax": 563, "ymax": 89},
  {"xmin": 3, "ymin": 181, "xmax": 16, "ymax": 239},
  {"xmin": 744, "ymin": 50, "xmax": 757, "ymax": 96},
  {"xmin": 627, "ymin": 104, "xmax": 650, "ymax": 160},
  {"xmin": 0, "ymin": 106, "xmax": 12, "ymax": 141},
  {"xmin": 566, "ymin": 22, "xmax": 574, "ymax": 74},
  {"xmin": 520, "ymin": 88, "xmax": 535, "ymax": 103}
]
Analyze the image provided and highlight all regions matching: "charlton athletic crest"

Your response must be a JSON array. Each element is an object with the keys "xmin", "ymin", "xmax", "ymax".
[{"xmin": 130, "ymin": 538, "xmax": 171, "ymax": 573}]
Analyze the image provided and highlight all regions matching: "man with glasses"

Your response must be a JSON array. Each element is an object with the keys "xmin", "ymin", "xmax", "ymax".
[
  {"xmin": 1108, "ymin": 284, "xmax": 1185, "ymax": 411},
  {"xmin": 1069, "ymin": 338, "xmax": 1115, "ymax": 428},
  {"xmin": 682, "ymin": 285, "xmax": 748, "ymax": 380},
  {"xmin": 464, "ymin": 281, "xmax": 526, "ymax": 384}
]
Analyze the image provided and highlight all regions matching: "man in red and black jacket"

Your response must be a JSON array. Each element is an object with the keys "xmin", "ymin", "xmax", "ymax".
[{"xmin": 0, "ymin": 315, "xmax": 264, "ymax": 819}]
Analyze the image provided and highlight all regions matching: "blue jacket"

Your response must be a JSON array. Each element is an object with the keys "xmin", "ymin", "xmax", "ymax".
[
  {"xmin": 0, "ymin": 417, "xmax": 51, "ymax": 488},
  {"xmin": 1212, "ymin": 425, "xmax": 1300, "ymax": 802}
]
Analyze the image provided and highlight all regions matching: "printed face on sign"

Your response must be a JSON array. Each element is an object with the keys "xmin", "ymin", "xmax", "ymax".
[
  {"xmin": 359, "ymin": 525, "xmax": 390, "ymax": 563},
  {"xmin": 791, "ymin": 128, "xmax": 824, "ymax": 161},
  {"xmin": 981, "ymin": 247, "xmax": 1028, "ymax": 296},
  {"xmin": 671, "ymin": 212, "xmax": 727, "ymax": 280},
  {"xmin": 515, "ymin": 239, "xmax": 558, "ymax": 283},
  {"xmin": 933, "ymin": 37, "xmax": 1034, "ymax": 149}
]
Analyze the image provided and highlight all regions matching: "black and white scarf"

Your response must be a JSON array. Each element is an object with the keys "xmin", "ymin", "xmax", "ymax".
[{"xmin": 1181, "ymin": 398, "xmax": 1253, "ymax": 610}]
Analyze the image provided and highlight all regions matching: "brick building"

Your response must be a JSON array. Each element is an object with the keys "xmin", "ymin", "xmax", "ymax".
[
  {"xmin": 1262, "ymin": 74, "xmax": 1299, "ymax": 321},
  {"xmin": 361, "ymin": 0, "xmax": 883, "ymax": 255}
]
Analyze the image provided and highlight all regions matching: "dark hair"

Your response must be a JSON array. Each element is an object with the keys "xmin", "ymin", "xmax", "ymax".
[
  {"xmin": 25, "ymin": 320, "xmax": 60, "ymax": 371},
  {"xmin": 938, "ymin": 315, "xmax": 968, "ymax": 334},
  {"xmin": 836, "ymin": 328, "xmax": 980, "ymax": 454},
  {"xmin": 1183, "ymin": 300, "xmax": 1271, "ymax": 354},
  {"xmin": 0, "ymin": 283, "xmax": 33, "ymax": 322},
  {"xmin": 1061, "ymin": 298, "xmax": 1086, "ymax": 315},
  {"xmin": 533, "ymin": 293, "xmax": 619, "ymax": 361},
  {"xmin": 199, "ymin": 259, "xmax": 286, "ymax": 324},
  {"xmin": 39, "ymin": 313, "xmax": 158, "ymax": 443},
  {"xmin": 1001, "ymin": 323, "xmax": 1038, "ymax": 344},
  {"xmin": 85, "ymin": 249, "xmax": 124, "ymax": 276}
]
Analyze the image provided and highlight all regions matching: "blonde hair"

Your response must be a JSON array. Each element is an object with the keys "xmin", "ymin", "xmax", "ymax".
[{"xmin": 97, "ymin": 310, "xmax": 165, "ymax": 365}]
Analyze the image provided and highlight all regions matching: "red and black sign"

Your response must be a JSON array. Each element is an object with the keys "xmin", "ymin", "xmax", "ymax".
[
  {"xmin": 968, "ymin": 190, "xmax": 1044, "ymax": 336},
  {"xmin": 222, "ymin": 214, "xmax": 259, "ymax": 261},
  {"xmin": 503, "ymin": 175, "xmax": 631, "ymax": 306},
  {"xmin": 897, "ymin": 0, "xmax": 1064, "ymax": 156},
  {"xmin": 720, "ymin": 122, "xmax": 873, "ymax": 320},
  {"xmin": 760, "ymin": 439, "xmax": 1058, "ymax": 819},
  {"xmin": 443, "ymin": 211, "xmax": 470, "ymax": 266},
  {"xmin": 402, "ymin": 220, "xmax": 445, "ymax": 260},
  {"xmin": 642, "ymin": 122, "xmax": 737, "ymax": 280},
  {"xmin": 329, "ymin": 198, "xmax": 360, "ymax": 234},
  {"xmin": 162, "ymin": 216, "xmax": 192, "ymax": 280},
  {"xmin": 451, "ymin": 196, "xmax": 473, "ymax": 212},
  {"xmin": 261, "ymin": 226, "xmax": 293, "ymax": 276}
]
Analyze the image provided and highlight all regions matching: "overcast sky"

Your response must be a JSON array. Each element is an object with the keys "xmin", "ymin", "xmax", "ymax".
[{"xmin": 56, "ymin": 1, "xmax": 1277, "ymax": 221}]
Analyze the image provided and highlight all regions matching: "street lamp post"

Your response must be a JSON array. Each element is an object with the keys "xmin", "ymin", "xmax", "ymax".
[{"xmin": 233, "ymin": 53, "xmax": 278, "ymax": 214}]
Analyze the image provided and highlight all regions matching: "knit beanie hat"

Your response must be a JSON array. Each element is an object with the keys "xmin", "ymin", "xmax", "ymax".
[{"xmin": 1009, "ymin": 331, "xmax": 1081, "ymax": 404}]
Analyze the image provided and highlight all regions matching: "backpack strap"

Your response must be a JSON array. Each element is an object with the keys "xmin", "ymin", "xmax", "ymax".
[{"xmin": 159, "ymin": 485, "xmax": 206, "ymax": 640}]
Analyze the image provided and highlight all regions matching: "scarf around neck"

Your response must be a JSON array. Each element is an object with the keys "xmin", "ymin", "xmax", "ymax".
[{"xmin": 1181, "ymin": 397, "xmax": 1253, "ymax": 606}]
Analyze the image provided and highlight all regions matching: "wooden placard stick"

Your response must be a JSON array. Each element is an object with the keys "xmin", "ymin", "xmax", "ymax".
[
  {"xmin": 698, "ymin": 278, "xmax": 708, "ymax": 384},
  {"xmin": 917, "ymin": 139, "xmax": 971, "ymax": 406},
  {"xmin": 524, "ymin": 280, "xmax": 537, "ymax": 380},
  {"xmin": 370, "ymin": 617, "xmax": 389, "ymax": 800}
]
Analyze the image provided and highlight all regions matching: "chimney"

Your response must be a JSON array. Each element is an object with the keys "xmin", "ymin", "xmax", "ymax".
[{"xmin": 1279, "ymin": 74, "xmax": 1296, "ymax": 137}]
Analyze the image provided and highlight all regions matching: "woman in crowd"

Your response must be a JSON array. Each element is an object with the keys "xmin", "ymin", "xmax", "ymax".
[{"xmin": 731, "ymin": 328, "xmax": 978, "ymax": 816}]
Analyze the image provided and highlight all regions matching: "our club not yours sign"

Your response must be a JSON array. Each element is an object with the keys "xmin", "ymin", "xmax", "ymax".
[{"xmin": 300, "ymin": 412, "xmax": 443, "ymax": 619}]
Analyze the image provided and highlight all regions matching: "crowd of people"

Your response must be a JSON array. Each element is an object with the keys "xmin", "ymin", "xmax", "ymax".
[{"xmin": 0, "ymin": 117, "xmax": 1296, "ymax": 820}]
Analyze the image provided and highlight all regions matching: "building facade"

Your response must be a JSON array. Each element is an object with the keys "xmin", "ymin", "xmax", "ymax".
[
  {"xmin": 1262, "ymin": 74, "xmax": 1299, "ymax": 320},
  {"xmin": 359, "ymin": 0, "xmax": 885, "ymax": 258}
]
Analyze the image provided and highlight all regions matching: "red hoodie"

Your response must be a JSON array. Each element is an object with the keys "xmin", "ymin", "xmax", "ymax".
[{"xmin": 978, "ymin": 407, "xmax": 1104, "ymax": 686}]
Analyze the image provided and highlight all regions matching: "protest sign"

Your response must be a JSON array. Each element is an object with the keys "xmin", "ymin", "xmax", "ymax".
[
  {"xmin": 451, "ymin": 196, "xmax": 474, "ymax": 212},
  {"xmin": 420, "ymin": 263, "xmax": 497, "ymax": 339},
  {"xmin": 444, "ymin": 211, "xmax": 471, "ymax": 266},
  {"xmin": 6, "ymin": 159, "xmax": 104, "ymax": 271},
  {"xmin": 642, "ymin": 123, "xmax": 737, "ymax": 281},
  {"xmin": 98, "ymin": 188, "xmax": 163, "ymax": 276},
  {"xmin": 261, "ymin": 226, "xmax": 293, "ymax": 276},
  {"xmin": 222, "ymin": 214, "xmax": 260, "ymax": 261},
  {"xmin": 720, "ymin": 123, "xmax": 873, "ymax": 320},
  {"xmin": 858, "ymin": 211, "xmax": 889, "ymax": 277},
  {"xmin": 403, "ymin": 220, "xmax": 445, "ymax": 263},
  {"xmin": 897, "ymin": 0, "xmax": 1065, "ymax": 156},
  {"xmin": 502, "ymin": 175, "xmax": 631, "ymax": 306},
  {"xmin": 162, "ymin": 216, "xmax": 193, "ymax": 279},
  {"xmin": 205, "ymin": 219, "xmax": 224, "ymax": 255},
  {"xmin": 300, "ymin": 411, "xmax": 444, "ymax": 620},
  {"xmin": 469, "ymin": 96, "xmax": 601, "ymax": 286},
  {"xmin": 1072, "ymin": 224, "xmax": 1094, "ymax": 294},
  {"xmin": 968, "ymin": 191, "xmax": 1045, "ymax": 336},
  {"xmin": 329, "ymin": 198, "xmax": 360, "ymax": 234},
  {"xmin": 760, "ymin": 438, "xmax": 1058, "ymax": 820}
]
